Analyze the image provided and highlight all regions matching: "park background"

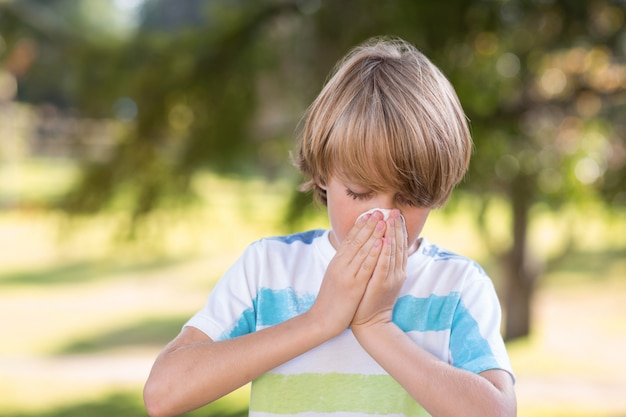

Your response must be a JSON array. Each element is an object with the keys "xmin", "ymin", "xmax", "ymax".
[{"xmin": 0, "ymin": 0, "xmax": 625, "ymax": 416}]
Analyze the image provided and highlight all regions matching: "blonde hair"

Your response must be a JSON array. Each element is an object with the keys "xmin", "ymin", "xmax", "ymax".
[{"xmin": 295, "ymin": 37, "xmax": 472, "ymax": 207}]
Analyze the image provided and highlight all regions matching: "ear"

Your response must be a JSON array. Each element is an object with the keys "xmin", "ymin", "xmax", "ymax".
[{"xmin": 313, "ymin": 177, "xmax": 328, "ymax": 206}]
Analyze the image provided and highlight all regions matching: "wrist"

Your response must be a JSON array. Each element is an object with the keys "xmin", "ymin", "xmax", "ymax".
[
  {"xmin": 351, "ymin": 321, "xmax": 408, "ymax": 364},
  {"xmin": 301, "ymin": 308, "xmax": 345, "ymax": 341},
  {"xmin": 351, "ymin": 320, "xmax": 396, "ymax": 342}
]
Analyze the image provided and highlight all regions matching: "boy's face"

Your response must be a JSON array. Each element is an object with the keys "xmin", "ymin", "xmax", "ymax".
[{"xmin": 323, "ymin": 176, "xmax": 430, "ymax": 255}]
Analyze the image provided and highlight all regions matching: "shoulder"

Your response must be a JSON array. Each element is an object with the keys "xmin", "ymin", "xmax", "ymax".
[
  {"xmin": 261, "ymin": 229, "xmax": 327, "ymax": 246},
  {"xmin": 242, "ymin": 229, "xmax": 329, "ymax": 265},
  {"xmin": 405, "ymin": 238, "xmax": 492, "ymax": 296},
  {"xmin": 416, "ymin": 238, "xmax": 487, "ymax": 278}
]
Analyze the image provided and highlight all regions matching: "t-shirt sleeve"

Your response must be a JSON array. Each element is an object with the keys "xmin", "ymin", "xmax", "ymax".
[
  {"xmin": 449, "ymin": 273, "xmax": 515, "ymax": 382},
  {"xmin": 184, "ymin": 243, "xmax": 261, "ymax": 341}
]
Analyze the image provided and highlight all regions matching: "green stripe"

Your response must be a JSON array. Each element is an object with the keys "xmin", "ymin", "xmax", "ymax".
[{"xmin": 250, "ymin": 372, "xmax": 429, "ymax": 416}]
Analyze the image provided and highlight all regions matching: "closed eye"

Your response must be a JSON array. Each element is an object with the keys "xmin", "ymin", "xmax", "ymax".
[
  {"xmin": 345, "ymin": 187, "xmax": 420, "ymax": 207},
  {"xmin": 345, "ymin": 188, "xmax": 373, "ymax": 200}
]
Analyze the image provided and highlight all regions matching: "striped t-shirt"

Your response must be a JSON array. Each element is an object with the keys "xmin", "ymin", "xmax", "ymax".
[{"xmin": 185, "ymin": 229, "xmax": 514, "ymax": 416}]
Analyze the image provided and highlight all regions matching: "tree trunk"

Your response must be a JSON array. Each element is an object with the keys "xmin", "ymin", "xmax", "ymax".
[{"xmin": 503, "ymin": 177, "xmax": 540, "ymax": 341}]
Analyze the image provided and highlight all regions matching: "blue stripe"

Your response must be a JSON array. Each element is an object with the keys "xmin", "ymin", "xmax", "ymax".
[
  {"xmin": 392, "ymin": 294, "xmax": 459, "ymax": 332},
  {"xmin": 222, "ymin": 287, "xmax": 315, "ymax": 339},
  {"xmin": 266, "ymin": 229, "xmax": 326, "ymax": 245},
  {"xmin": 224, "ymin": 289, "xmax": 495, "ymax": 373},
  {"xmin": 257, "ymin": 288, "xmax": 316, "ymax": 326},
  {"xmin": 393, "ymin": 293, "xmax": 494, "ymax": 371},
  {"xmin": 421, "ymin": 244, "xmax": 486, "ymax": 276},
  {"xmin": 220, "ymin": 300, "xmax": 258, "ymax": 340},
  {"xmin": 449, "ymin": 300, "xmax": 495, "ymax": 370}
]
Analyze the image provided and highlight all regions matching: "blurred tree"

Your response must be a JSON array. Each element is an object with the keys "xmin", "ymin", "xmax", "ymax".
[
  {"xmin": 1, "ymin": 0, "xmax": 624, "ymax": 339},
  {"xmin": 288, "ymin": 0, "xmax": 626, "ymax": 339},
  {"xmin": 440, "ymin": 0, "xmax": 626, "ymax": 339}
]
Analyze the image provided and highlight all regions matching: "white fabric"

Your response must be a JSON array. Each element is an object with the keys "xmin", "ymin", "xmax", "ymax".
[{"xmin": 185, "ymin": 229, "xmax": 514, "ymax": 416}]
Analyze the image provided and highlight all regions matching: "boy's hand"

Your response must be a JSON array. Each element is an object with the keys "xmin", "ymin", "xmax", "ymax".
[
  {"xmin": 350, "ymin": 209, "xmax": 407, "ymax": 330},
  {"xmin": 307, "ymin": 211, "xmax": 386, "ymax": 338}
]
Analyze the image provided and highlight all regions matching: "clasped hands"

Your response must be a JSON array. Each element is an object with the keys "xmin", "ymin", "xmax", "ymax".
[{"xmin": 311, "ymin": 209, "xmax": 408, "ymax": 338}]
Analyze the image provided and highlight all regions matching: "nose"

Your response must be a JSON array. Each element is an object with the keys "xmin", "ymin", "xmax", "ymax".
[
  {"xmin": 371, "ymin": 191, "xmax": 397, "ymax": 210},
  {"xmin": 358, "ymin": 207, "xmax": 393, "ymax": 222}
]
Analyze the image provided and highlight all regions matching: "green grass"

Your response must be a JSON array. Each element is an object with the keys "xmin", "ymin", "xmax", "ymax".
[
  {"xmin": 1, "ymin": 163, "xmax": 625, "ymax": 417},
  {"xmin": 0, "ymin": 391, "xmax": 250, "ymax": 417},
  {"xmin": 0, "ymin": 158, "xmax": 79, "ymax": 205}
]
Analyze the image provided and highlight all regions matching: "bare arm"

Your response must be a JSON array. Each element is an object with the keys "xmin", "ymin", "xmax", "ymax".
[
  {"xmin": 351, "ymin": 211, "xmax": 516, "ymax": 417},
  {"xmin": 352, "ymin": 323, "xmax": 516, "ymax": 417},
  {"xmin": 144, "ymin": 212, "xmax": 387, "ymax": 417},
  {"xmin": 144, "ymin": 312, "xmax": 332, "ymax": 417}
]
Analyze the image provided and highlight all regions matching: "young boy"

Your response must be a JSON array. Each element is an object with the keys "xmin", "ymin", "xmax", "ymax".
[{"xmin": 144, "ymin": 37, "xmax": 516, "ymax": 417}]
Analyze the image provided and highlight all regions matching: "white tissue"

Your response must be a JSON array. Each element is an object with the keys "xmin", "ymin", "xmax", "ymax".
[{"xmin": 356, "ymin": 208, "xmax": 395, "ymax": 223}]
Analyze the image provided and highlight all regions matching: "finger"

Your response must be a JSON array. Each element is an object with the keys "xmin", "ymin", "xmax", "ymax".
[
  {"xmin": 388, "ymin": 212, "xmax": 406, "ymax": 277},
  {"xmin": 395, "ymin": 211, "xmax": 408, "ymax": 271},
  {"xmin": 339, "ymin": 211, "xmax": 385, "ymax": 258},
  {"xmin": 349, "ymin": 217, "xmax": 386, "ymax": 272},
  {"xmin": 355, "ymin": 235, "xmax": 385, "ymax": 281},
  {"xmin": 354, "ymin": 211, "xmax": 371, "ymax": 227},
  {"xmin": 366, "ymin": 232, "xmax": 391, "ymax": 287},
  {"xmin": 389, "ymin": 218, "xmax": 399, "ymax": 279}
]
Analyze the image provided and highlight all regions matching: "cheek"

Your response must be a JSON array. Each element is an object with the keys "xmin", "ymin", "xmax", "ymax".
[
  {"xmin": 406, "ymin": 224, "xmax": 421, "ymax": 245},
  {"xmin": 404, "ymin": 211, "xmax": 430, "ymax": 241},
  {"xmin": 327, "ymin": 201, "xmax": 361, "ymax": 244}
]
